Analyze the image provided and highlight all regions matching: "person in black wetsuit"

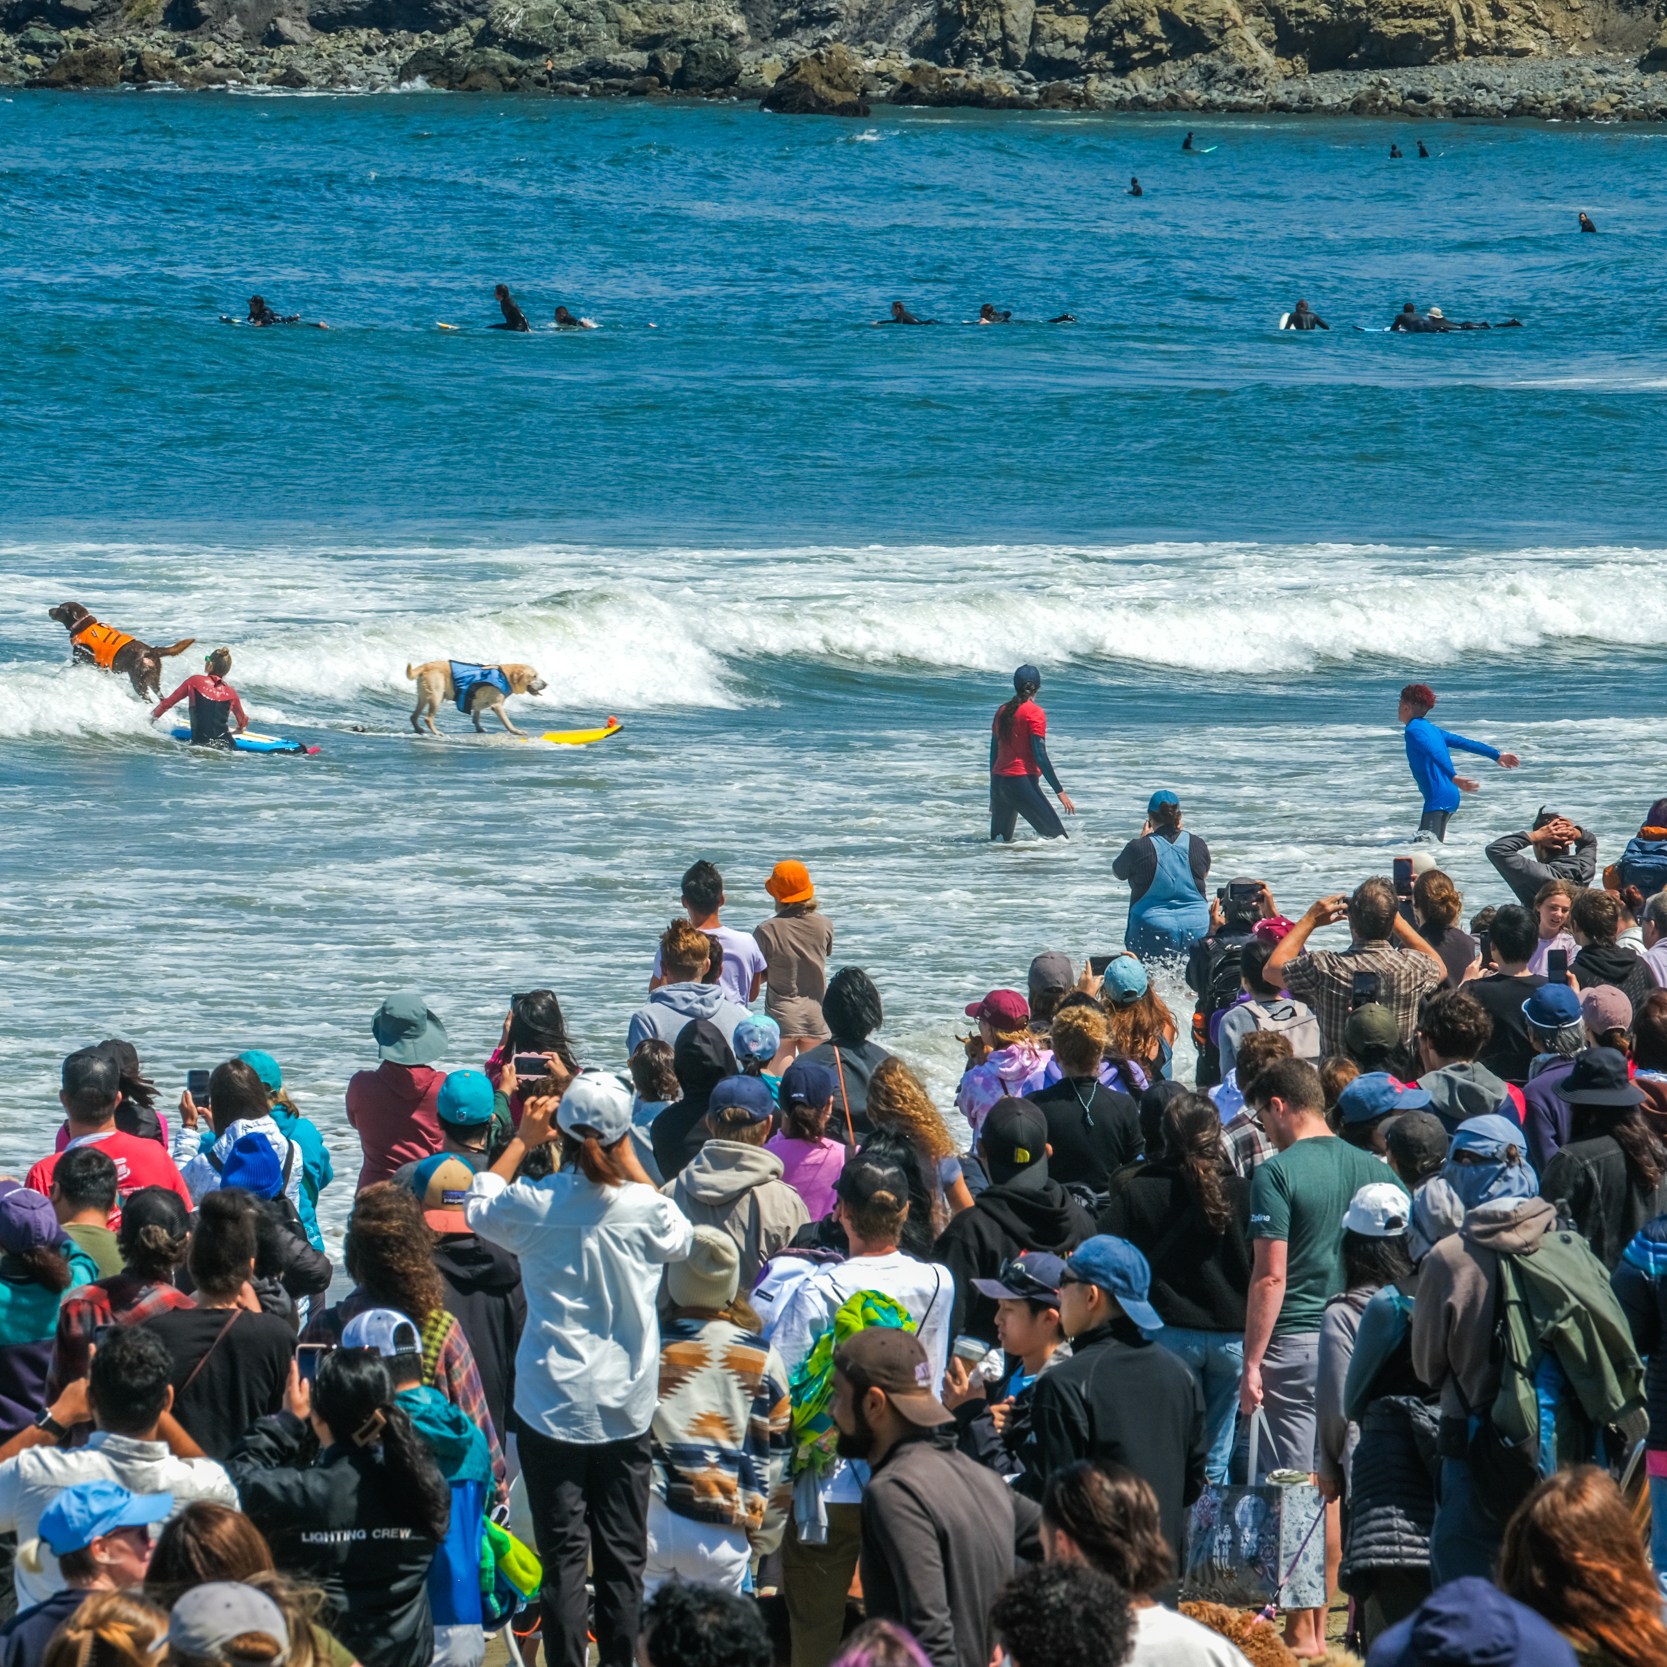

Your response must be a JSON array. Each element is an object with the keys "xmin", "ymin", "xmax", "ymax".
[
  {"xmin": 1579, "ymin": 212, "xmax": 1598, "ymax": 234},
  {"xmin": 880, "ymin": 301, "xmax": 933, "ymax": 324},
  {"xmin": 1390, "ymin": 302, "xmax": 1440, "ymax": 333},
  {"xmin": 990, "ymin": 664, "xmax": 1076, "ymax": 842},
  {"xmin": 978, "ymin": 304, "xmax": 1013, "ymax": 324},
  {"xmin": 553, "ymin": 306, "xmax": 596, "ymax": 329},
  {"xmin": 1283, "ymin": 299, "xmax": 1329, "ymax": 331},
  {"xmin": 247, "ymin": 296, "xmax": 298, "ymax": 326},
  {"xmin": 1390, "ymin": 144, "xmax": 1403, "ymax": 158},
  {"xmin": 1182, "ymin": 131, "xmax": 1194, "ymax": 150},
  {"xmin": 151, "ymin": 647, "xmax": 249, "ymax": 746},
  {"xmin": 1128, "ymin": 177, "xmax": 1143, "ymax": 197},
  {"xmin": 1418, "ymin": 140, "xmax": 1430, "ymax": 158},
  {"xmin": 492, "ymin": 285, "xmax": 532, "ymax": 332}
]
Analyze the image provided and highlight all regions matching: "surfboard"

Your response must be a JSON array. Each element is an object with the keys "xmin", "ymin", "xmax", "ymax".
[
  {"xmin": 536, "ymin": 717, "xmax": 623, "ymax": 747},
  {"xmin": 1278, "ymin": 313, "xmax": 1291, "ymax": 329},
  {"xmin": 170, "ymin": 727, "xmax": 319, "ymax": 755},
  {"xmin": 437, "ymin": 322, "xmax": 462, "ymax": 331}
]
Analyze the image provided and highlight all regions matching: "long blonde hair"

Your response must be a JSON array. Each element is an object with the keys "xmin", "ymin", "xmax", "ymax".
[
  {"xmin": 867, "ymin": 1058, "xmax": 955, "ymax": 1163},
  {"xmin": 41, "ymin": 1591, "xmax": 166, "ymax": 1667}
]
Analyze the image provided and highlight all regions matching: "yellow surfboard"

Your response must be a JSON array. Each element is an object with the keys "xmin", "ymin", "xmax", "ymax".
[{"xmin": 538, "ymin": 717, "xmax": 623, "ymax": 747}]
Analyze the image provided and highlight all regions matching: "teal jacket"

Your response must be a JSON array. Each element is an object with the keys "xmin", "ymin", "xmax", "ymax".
[
  {"xmin": 398, "ymin": 1384, "xmax": 491, "ymax": 1632},
  {"xmin": 0, "ymin": 1240, "xmax": 99, "ymax": 1438}
]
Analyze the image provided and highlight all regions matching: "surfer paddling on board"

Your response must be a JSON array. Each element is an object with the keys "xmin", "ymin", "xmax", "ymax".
[
  {"xmin": 1282, "ymin": 299, "xmax": 1329, "ymax": 330},
  {"xmin": 990, "ymin": 664, "xmax": 1076, "ymax": 842},
  {"xmin": 152, "ymin": 648, "xmax": 248, "ymax": 747},
  {"xmin": 1399, "ymin": 681, "xmax": 1520, "ymax": 842},
  {"xmin": 878, "ymin": 301, "xmax": 934, "ymax": 325}
]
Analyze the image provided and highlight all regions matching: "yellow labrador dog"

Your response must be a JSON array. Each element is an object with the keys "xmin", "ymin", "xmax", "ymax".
[{"xmin": 406, "ymin": 659, "xmax": 548, "ymax": 735}]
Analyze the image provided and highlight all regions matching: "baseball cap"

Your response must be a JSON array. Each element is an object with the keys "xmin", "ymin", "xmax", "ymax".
[
  {"xmin": 436, "ymin": 1069, "xmax": 495, "ymax": 1127},
  {"xmin": 1370, "ymin": 1576, "xmax": 1576, "ymax": 1667},
  {"xmin": 371, "ymin": 993, "xmax": 447, "ymax": 1067},
  {"xmin": 238, "ymin": 1050, "xmax": 282, "ymax": 1092},
  {"xmin": 1101, "ymin": 955, "xmax": 1150, "ymax": 1007},
  {"xmin": 219, "ymin": 1132, "xmax": 284, "ymax": 1199},
  {"xmin": 167, "ymin": 1583, "xmax": 291, "ymax": 1664},
  {"xmin": 38, "ymin": 1479, "xmax": 173, "ymax": 1557},
  {"xmin": 1147, "ymin": 790, "xmax": 1180, "ymax": 813},
  {"xmin": 667, "ymin": 1225, "xmax": 741, "ymax": 1311},
  {"xmin": 1028, "ymin": 953, "xmax": 1075, "ymax": 996},
  {"xmin": 964, "ymin": 989, "xmax": 1029, "ymax": 1029},
  {"xmin": 708, "ymin": 1074, "xmax": 775, "ymax": 1125},
  {"xmin": 1063, "ymin": 1235, "xmax": 1162, "ymax": 1332},
  {"xmin": 1579, "ymin": 985, "xmax": 1633, "ymax": 1036},
  {"xmin": 731, "ymin": 1016, "xmax": 782, "ymax": 1067},
  {"xmin": 1013, "ymin": 664, "xmax": 1041, "ymax": 692},
  {"xmin": 1384, "ymin": 1111, "xmax": 1449, "ymax": 1181},
  {"xmin": 835, "ymin": 1154, "xmax": 911, "ymax": 1213},
  {"xmin": 1336, "ymin": 1072, "xmax": 1433, "ymax": 1125},
  {"xmin": 1344, "ymin": 1003, "xmax": 1403, "ymax": 1055},
  {"xmin": 765, "ymin": 860, "xmax": 815, "ymax": 905},
  {"xmin": 780, "ymin": 1060, "xmax": 836, "ymax": 1109},
  {"xmin": 341, "ymin": 1306, "xmax": 422, "ymax": 1359},
  {"xmin": 1342, "ymin": 1181, "xmax": 1412, "ymax": 1237},
  {"xmin": 409, "ymin": 1153, "xmax": 477, "ymax": 1232},
  {"xmin": 556, "ymin": 1071, "xmax": 634, "ymax": 1145},
  {"xmin": 979, "ymin": 1098, "xmax": 1049, "ymax": 1183},
  {"xmin": 1562, "ymin": 1045, "xmax": 1645, "ymax": 1108},
  {"xmin": 1523, "ymin": 983, "xmax": 1582, "ymax": 1030},
  {"xmin": 0, "ymin": 1183, "xmax": 63, "ymax": 1256},
  {"xmin": 971, "ymin": 1251, "xmax": 1067, "ymax": 1305},
  {"xmin": 834, "ymin": 1327, "xmax": 953, "ymax": 1427}
]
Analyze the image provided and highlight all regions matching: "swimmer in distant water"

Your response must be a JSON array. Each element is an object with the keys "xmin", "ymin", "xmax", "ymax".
[
  {"xmin": 1417, "ymin": 140, "xmax": 1430, "ymax": 158},
  {"xmin": 247, "ymin": 296, "xmax": 296, "ymax": 326},
  {"xmin": 1579, "ymin": 212, "xmax": 1598, "ymax": 233},
  {"xmin": 978, "ymin": 304, "xmax": 1012, "ymax": 325},
  {"xmin": 1182, "ymin": 131, "xmax": 1194, "ymax": 150},
  {"xmin": 1390, "ymin": 301, "xmax": 1439, "ymax": 333},
  {"xmin": 879, "ymin": 301, "xmax": 934, "ymax": 325},
  {"xmin": 493, "ymin": 284, "xmax": 532, "ymax": 332},
  {"xmin": 1128, "ymin": 176, "xmax": 1143, "ymax": 196},
  {"xmin": 1390, "ymin": 144, "xmax": 1403, "ymax": 158},
  {"xmin": 554, "ymin": 306, "xmax": 597, "ymax": 329},
  {"xmin": 1282, "ymin": 299, "xmax": 1329, "ymax": 331},
  {"xmin": 1048, "ymin": 313, "xmax": 1077, "ymax": 323}
]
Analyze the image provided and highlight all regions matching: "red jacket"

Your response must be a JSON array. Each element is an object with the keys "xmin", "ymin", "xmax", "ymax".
[{"xmin": 345, "ymin": 1062, "xmax": 443, "ymax": 1190}]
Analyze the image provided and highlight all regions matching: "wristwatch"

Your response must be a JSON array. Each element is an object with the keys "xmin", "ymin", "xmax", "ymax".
[{"xmin": 33, "ymin": 1410, "xmax": 66, "ymax": 1442}]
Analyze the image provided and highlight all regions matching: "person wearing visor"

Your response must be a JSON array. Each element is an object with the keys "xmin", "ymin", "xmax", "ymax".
[{"xmin": 989, "ymin": 664, "xmax": 1076, "ymax": 843}]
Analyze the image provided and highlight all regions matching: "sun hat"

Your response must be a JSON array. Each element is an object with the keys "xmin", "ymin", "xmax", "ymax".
[
  {"xmin": 667, "ymin": 1225, "xmax": 741, "ymax": 1311},
  {"xmin": 555, "ymin": 1071, "xmax": 634, "ymax": 1145},
  {"xmin": 1101, "ymin": 955, "xmax": 1150, "ymax": 1007},
  {"xmin": 708, "ymin": 1075, "xmax": 775, "ymax": 1125},
  {"xmin": 166, "ymin": 1583, "xmax": 291, "ymax": 1665},
  {"xmin": 1342, "ymin": 1181, "xmax": 1412, "ymax": 1237},
  {"xmin": 1579, "ymin": 985, "xmax": 1633, "ymax": 1036},
  {"xmin": 970, "ymin": 1251, "xmax": 1067, "ymax": 1305},
  {"xmin": 964, "ymin": 990, "xmax": 1029, "ymax": 1029},
  {"xmin": 1062, "ymin": 1235, "xmax": 1162, "ymax": 1331},
  {"xmin": 1337, "ymin": 1073, "xmax": 1433, "ymax": 1125},
  {"xmin": 1562, "ymin": 1045, "xmax": 1645, "ymax": 1108},
  {"xmin": 409, "ymin": 1154, "xmax": 477, "ymax": 1232},
  {"xmin": 766, "ymin": 861, "xmax": 815, "ymax": 905},
  {"xmin": 780, "ymin": 1060, "xmax": 836, "ymax": 1109},
  {"xmin": 1427, "ymin": 306, "xmax": 1445, "ymax": 320},
  {"xmin": 371, "ymin": 993, "xmax": 448, "ymax": 1067},
  {"xmin": 731, "ymin": 1016, "xmax": 782, "ymax": 1067},
  {"xmin": 0, "ymin": 1183, "xmax": 64, "ymax": 1256},
  {"xmin": 238, "ymin": 1050, "xmax": 282, "ymax": 1092},
  {"xmin": 436, "ymin": 1069, "xmax": 495, "ymax": 1127},
  {"xmin": 1147, "ymin": 790, "xmax": 1180, "ymax": 814},
  {"xmin": 834, "ymin": 1328, "xmax": 953, "ymax": 1428},
  {"xmin": 1523, "ymin": 983, "xmax": 1582, "ymax": 1030},
  {"xmin": 38, "ymin": 1480, "xmax": 173, "ymax": 1558},
  {"xmin": 342, "ymin": 1307, "xmax": 422, "ymax": 1359},
  {"xmin": 219, "ymin": 1132, "xmax": 284, "ymax": 1199}
]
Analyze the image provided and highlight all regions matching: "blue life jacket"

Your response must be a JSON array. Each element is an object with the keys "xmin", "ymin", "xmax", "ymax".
[
  {"xmin": 1126, "ymin": 830, "xmax": 1209, "ymax": 959},
  {"xmin": 450, "ymin": 662, "xmax": 511, "ymax": 715}
]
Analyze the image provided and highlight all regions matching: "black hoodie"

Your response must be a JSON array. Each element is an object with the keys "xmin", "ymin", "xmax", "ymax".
[
  {"xmin": 1573, "ymin": 942, "xmax": 1655, "ymax": 1015},
  {"xmin": 651, "ymin": 1020, "xmax": 740, "ymax": 1179},
  {"xmin": 933, "ymin": 1168, "xmax": 1095, "ymax": 1341},
  {"xmin": 432, "ymin": 1231, "xmax": 526, "ymax": 1449}
]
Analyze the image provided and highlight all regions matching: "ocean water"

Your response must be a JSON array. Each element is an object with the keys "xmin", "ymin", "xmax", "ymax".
[{"xmin": 3, "ymin": 91, "xmax": 1667, "ymax": 1244}]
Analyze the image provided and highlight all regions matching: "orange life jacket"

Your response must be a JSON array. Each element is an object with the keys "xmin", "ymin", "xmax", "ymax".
[{"xmin": 72, "ymin": 620, "xmax": 134, "ymax": 669}]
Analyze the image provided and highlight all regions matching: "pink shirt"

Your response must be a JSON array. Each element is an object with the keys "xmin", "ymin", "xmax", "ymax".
[
  {"xmin": 766, "ymin": 1134, "xmax": 847, "ymax": 1222},
  {"xmin": 345, "ymin": 1061, "xmax": 443, "ymax": 1190}
]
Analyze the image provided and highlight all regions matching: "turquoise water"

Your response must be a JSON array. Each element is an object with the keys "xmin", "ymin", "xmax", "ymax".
[{"xmin": 3, "ymin": 92, "xmax": 1666, "ymax": 1236}]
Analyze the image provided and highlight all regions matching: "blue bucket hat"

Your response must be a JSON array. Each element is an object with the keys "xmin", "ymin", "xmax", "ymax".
[
  {"xmin": 372, "ymin": 993, "xmax": 447, "ymax": 1067},
  {"xmin": 436, "ymin": 1069, "xmax": 495, "ymax": 1127},
  {"xmin": 1063, "ymin": 1235, "xmax": 1162, "ymax": 1331},
  {"xmin": 238, "ymin": 1050, "xmax": 282, "ymax": 1092}
]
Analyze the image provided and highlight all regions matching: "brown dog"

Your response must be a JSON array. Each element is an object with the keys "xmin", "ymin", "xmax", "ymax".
[
  {"xmin": 406, "ymin": 659, "xmax": 548, "ymax": 736},
  {"xmin": 49, "ymin": 602, "xmax": 195, "ymax": 700}
]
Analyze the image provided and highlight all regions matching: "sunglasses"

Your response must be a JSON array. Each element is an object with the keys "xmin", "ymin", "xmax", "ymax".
[{"xmin": 997, "ymin": 1257, "xmax": 1064, "ymax": 1301}]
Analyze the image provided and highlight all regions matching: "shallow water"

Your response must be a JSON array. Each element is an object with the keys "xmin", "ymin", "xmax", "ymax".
[{"xmin": 3, "ymin": 92, "xmax": 1665, "ymax": 1244}]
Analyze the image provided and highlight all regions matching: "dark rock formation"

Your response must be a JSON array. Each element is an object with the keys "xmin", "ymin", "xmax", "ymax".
[{"xmin": 761, "ymin": 40, "xmax": 870, "ymax": 110}]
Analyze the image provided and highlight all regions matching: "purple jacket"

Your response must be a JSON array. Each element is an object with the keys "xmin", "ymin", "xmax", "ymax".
[{"xmin": 1522, "ymin": 1057, "xmax": 1576, "ymax": 1173}]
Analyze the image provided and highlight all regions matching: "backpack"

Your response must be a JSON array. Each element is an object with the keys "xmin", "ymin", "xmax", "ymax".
[
  {"xmin": 1241, "ymin": 998, "xmax": 1322, "ymax": 1062},
  {"xmin": 787, "ymin": 1288, "xmax": 915, "ymax": 1482},
  {"xmin": 1190, "ymin": 936, "xmax": 1250, "ymax": 1087}
]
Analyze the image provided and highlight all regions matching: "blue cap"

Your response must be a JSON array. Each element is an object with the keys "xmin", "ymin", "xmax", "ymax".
[
  {"xmin": 1064, "ymin": 1235, "xmax": 1163, "ymax": 1331},
  {"xmin": 38, "ymin": 1479, "xmax": 173, "ymax": 1557},
  {"xmin": 1014, "ymin": 664, "xmax": 1041, "ymax": 692},
  {"xmin": 732, "ymin": 1016, "xmax": 782, "ymax": 1067},
  {"xmin": 437, "ymin": 1069, "xmax": 495, "ymax": 1127},
  {"xmin": 781, "ymin": 1060, "xmax": 837, "ymax": 1109},
  {"xmin": 219, "ymin": 1133, "xmax": 283, "ymax": 1199},
  {"xmin": 1101, "ymin": 955, "xmax": 1150, "ymax": 1006},
  {"xmin": 1523, "ymin": 983, "xmax": 1582, "ymax": 1030},
  {"xmin": 238, "ymin": 1050, "xmax": 282, "ymax": 1092},
  {"xmin": 1147, "ymin": 790, "xmax": 1180, "ymax": 813},
  {"xmin": 1336, "ymin": 1072, "xmax": 1433, "ymax": 1125},
  {"xmin": 709, "ymin": 1075, "xmax": 775, "ymax": 1125},
  {"xmin": 1370, "ymin": 1576, "xmax": 1576, "ymax": 1667}
]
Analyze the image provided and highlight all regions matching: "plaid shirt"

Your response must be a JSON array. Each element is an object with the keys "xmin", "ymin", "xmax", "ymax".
[
  {"xmin": 303, "ymin": 1292, "xmax": 507, "ymax": 1502},
  {"xmin": 48, "ymin": 1275, "xmax": 197, "ymax": 1400},
  {"xmin": 1222, "ymin": 1111, "xmax": 1275, "ymax": 1177},
  {"xmin": 1280, "ymin": 941, "xmax": 1444, "ymax": 1056}
]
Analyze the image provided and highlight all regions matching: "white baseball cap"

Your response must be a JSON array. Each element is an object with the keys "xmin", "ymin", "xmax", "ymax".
[
  {"xmin": 1342, "ymin": 1181, "xmax": 1412, "ymax": 1238},
  {"xmin": 556, "ymin": 1071, "xmax": 634, "ymax": 1145}
]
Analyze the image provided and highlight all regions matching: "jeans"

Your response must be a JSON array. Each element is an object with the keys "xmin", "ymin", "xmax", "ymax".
[
  {"xmin": 990, "ymin": 775, "xmax": 1066, "ymax": 841},
  {"xmin": 1430, "ymin": 1456, "xmax": 1502, "ymax": 1585},
  {"xmin": 1651, "ymin": 1476, "xmax": 1667, "ymax": 1600},
  {"xmin": 1157, "ymin": 1326, "xmax": 1243, "ymax": 1484}
]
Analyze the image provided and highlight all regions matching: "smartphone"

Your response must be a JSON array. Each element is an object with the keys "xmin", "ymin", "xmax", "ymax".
[
  {"xmin": 512, "ymin": 1053, "xmax": 550, "ymax": 1078},
  {"xmin": 1392, "ymin": 857, "xmax": 1414, "ymax": 897},
  {"xmin": 1546, "ymin": 949, "xmax": 1569, "ymax": 982},
  {"xmin": 185, "ymin": 1069, "xmax": 210, "ymax": 1099},
  {"xmin": 296, "ymin": 1343, "xmax": 331, "ymax": 1385},
  {"xmin": 92, "ymin": 1323, "xmax": 119, "ymax": 1352},
  {"xmin": 1350, "ymin": 970, "xmax": 1382, "ymax": 1010},
  {"xmin": 1088, "ymin": 954, "xmax": 1114, "ymax": 976},
  {"xmin": 1478, "ymin": 929, "xmax": 1493, "ymax": 970},
  {"xmin": 1227, "ymin": 880, "xmax": 1261, "ymax": 905}
]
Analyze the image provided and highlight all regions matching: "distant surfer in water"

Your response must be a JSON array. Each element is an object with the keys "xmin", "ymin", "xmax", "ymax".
[
  {"xmin": 1282, "ymin": 299, "xmax": 1329, "ymax": 331},
  {"xmin": 978, "ymin": 304, "xmax": 1012, "ymax": 324},
  {"xmin": 1128, "ymin": 177, "xmax": 1143, "ymax": 196},
  {"xmin": 1390, "ymin": 144, "xmax": 1403, "ymax": 158},
  {"xmin": 1182, "ymin": 131, "xmax": 1195, "ymax": 150},
  {"xmin": 1399, "ymin": 681, "xmax": 1520, "ymax": 842},
  {"xmin": 554, "ymin": 306, "xmax": 597, "ymax": 329},
  {"xmin": 990, "ymin": 664, "xmax": 1076, "ymax": 842},
  {"xmin": 493, "ymin": 285, "xmax": 532, "ymax": 332},
  {"xmin": 1390, "ymin": 302, "xmax": 1440, "ymax": 333},
  {"xmin": 1579, "ymin": 212, "xmax": 1598, "ymax": 234},
  {"xmin": 1418, "ymin": 140, "xmax": 1430, "ymax": 158},
  {"xmin": 879, "ymin": 301, "xmax": 933, "ymax": 324},
  {"xmin": 243, "ymin": 296, "xmax": 327, "ymax": 329},
  {"xmin": 152, "ymin": 648, "xmax": 248, "ymax": 748}
]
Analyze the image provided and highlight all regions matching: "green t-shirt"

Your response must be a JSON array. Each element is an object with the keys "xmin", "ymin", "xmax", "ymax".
[{"xmin": 1249, "ymin": 1136, "xmax": 1405, "ymax": 1337}]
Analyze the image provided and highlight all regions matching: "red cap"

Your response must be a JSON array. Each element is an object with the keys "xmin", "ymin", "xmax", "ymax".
[{"xmin": 964, "ymin": 989, "xmax": 1029, "ymax": 1028}]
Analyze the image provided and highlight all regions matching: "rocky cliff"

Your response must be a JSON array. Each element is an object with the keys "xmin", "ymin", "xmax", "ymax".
[{"xmin": 6, "ymin": 0, "xmax": 1667, "ymax": 114}]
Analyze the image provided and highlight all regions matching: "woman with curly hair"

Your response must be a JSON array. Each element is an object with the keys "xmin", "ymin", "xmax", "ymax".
[
  {"xmin": 1101, "ymin": 956, "xmax": 1178, "ymax": 1086},
  {"xmin": 40, "ymin": 1590, "xmax": 166, "ymax": 1667},
  {"xmin": 1497, "ymin": 1465, "xmax": 1667, "ymax": 1667},
  {"xmin": 866, "ymin": 1057, "xmax": 974, "ymax": 1226},
  {"xmin": 301, "ymin": 1184, "xmax": 506, "ymax": 1495}
]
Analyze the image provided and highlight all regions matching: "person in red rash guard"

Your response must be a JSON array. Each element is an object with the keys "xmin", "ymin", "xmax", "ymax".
[
  {"xmin": 151, "ymin": 647, "xmax": 249, "ymax": 746},
  {"xmin": 990, "ymin": 663, "xmax": 1077, "ymax": 842}
]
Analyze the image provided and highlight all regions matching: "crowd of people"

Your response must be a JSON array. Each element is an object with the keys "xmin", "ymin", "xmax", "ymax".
[{"xmin": 12, "ymin": 795, "xmax": 1667, "ymax": 1667}]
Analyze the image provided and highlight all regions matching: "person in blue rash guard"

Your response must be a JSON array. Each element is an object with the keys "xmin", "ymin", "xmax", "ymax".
[
  {"xmin": 990, "ymin": 665, "xmax": 1077, "ymax": 842},
  {"xmin": 1399, "ymin": 682, "xmax": 1520, "ymax": 842}
]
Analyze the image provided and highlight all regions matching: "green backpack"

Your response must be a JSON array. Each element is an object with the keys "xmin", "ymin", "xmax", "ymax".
[{"xmin": 787, "ymin": 1288, "xmax": 915, "ymax": 1481}]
